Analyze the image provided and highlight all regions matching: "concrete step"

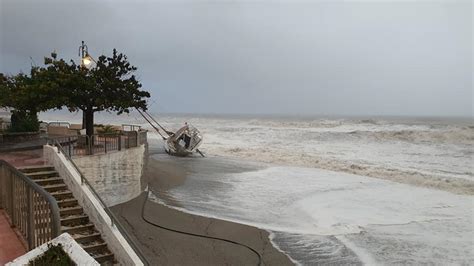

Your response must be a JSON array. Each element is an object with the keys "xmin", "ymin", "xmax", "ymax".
[
  {"xmin": 34, "ymin": 177, "xmax": 64, "ymax": 186},
  {"xmin": 30, "ymin": 165, "xmax": 116, "ymax": 265},
  {"xmin": 60, "ymin": 214, "xmax": 89, "ymax": 226},
  {"xmin": 50, "ymin": 190, "xmax": 74, "ymax": 200},
  {"xmin": 22, "ymin": 158, "xmax": 46, "ymax": 166},
  {"xmin": 60, "ymin": 206, "xmax": 83, "ymax": 217},
  {"xmin": 25, "ymin": 170, "xmax": 59, "ymax": 179},
  {"xmin": 57, "ymin": 198, "xmax": 78, "ymax": 208},
  {"xmin": 61, "ymin": 223, "xmax": 95, "ymax": 235},
  {"xmin": 92, "ymin": 252, "xmax": 115, "ymax": 264},
  {"xmin": 82, "ymin": 242, "xmax": 108, "ymax": 253},
  {"xmin": 42, "ymin": 183, "xmax": 68, "ymax": 193},
  {"xmin": 74, "ymin": 232, "xmax": 101, "ymax": 244},
  {"xmin": 18, "ymin": 165, "xmax": 55, "ymax": 173}
]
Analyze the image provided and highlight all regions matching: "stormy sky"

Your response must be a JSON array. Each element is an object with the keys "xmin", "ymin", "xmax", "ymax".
[{"xmin": 0, "ymin": 0, "xmax": 472, "ymax": 117}]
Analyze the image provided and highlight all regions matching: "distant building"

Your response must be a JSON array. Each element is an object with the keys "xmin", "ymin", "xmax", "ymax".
[
  {"xmin": 0, "ymin": 108, "xmax": 12, "ymax": 130},
  {"xmin": 0, "ymin": 108, "xmax": 11, "ymax": 118}
]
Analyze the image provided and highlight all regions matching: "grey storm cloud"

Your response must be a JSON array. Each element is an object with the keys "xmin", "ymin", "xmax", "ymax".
[{"xmin": 1, "ymin": 0, "xmax": 472, "ymax": 117}]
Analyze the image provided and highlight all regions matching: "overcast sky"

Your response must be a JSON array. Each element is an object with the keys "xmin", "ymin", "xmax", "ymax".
[{"xmin": 1, "ymin": 0, "xmax": 472, "ymax": 117}]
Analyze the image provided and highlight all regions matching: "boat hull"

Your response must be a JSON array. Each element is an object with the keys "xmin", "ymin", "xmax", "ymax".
[{"xmin": 163, "ymin": 125, "xmax": 203, "ymax": 157}]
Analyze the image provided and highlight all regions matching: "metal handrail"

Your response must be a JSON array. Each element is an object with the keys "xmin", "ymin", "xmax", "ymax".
[
  {"xmin": 47, "ymin": 121, "xmax": 71, "ymax": 128},
  {"xmin": 0, "ymin": 160, "xmax": 61, "ymax": 249},
  {"xmin": 49, "ymin": 132, "xmax": 144, "ymax": 157},
  {"xmin": 122, "ymin": 124, "xmax": 142, "ymax": 131},
  {"xmin": 48, "ymin": 139, "xmax": 149, "ymax": 265}
]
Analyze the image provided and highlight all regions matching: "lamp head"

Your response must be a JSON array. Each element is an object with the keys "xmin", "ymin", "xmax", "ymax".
[{"xmin": 81, "ymin": 53, "xmax": 93, "ymax": 67}]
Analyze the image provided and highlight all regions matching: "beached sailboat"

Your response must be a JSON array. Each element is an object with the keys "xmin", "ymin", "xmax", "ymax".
[
  {"xmin": 137, "ymin": 109, "xmax": 204, "ymax": 157},
  {"xmin": 163, "ymin": 123, "xmax": 204, "ymax": 156}
]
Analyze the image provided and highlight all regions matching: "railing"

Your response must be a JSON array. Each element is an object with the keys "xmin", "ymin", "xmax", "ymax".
[
  {"xmin": 48, "ymin": 139, "xmax": 149, "ymax": 265},
  {"xmin": 122, "ymin": 124, "xmax": 142, "ymax": 132},
  {"xmin": 138, "ymin": 131, "xmax": 148, "ymax": 146},
  {"xmin": 123, "ymin": 131, "xmax": 138, "ymax": 148},
  {"xmin": 0, "ymin": 121, "xmax": 11, "ymax": 131},
  {"xmin": 90, "ymin": 134, "xmax": 122, "ymax": 154},
  {"xmin": 0, "ymin": 160, "xmax": 61, "ymax": 250},
  {"xmin": 47, "ymin": 121, "xmax": 71, "ymax": 128},
  {"xmin": 51, "ymin": 131, "xmax": 146, "ymax": 157}
]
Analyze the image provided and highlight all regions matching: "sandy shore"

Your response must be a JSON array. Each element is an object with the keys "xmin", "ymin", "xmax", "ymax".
[{"xmin": 111, "ymin": 156, "xmax": 293, "ymax": 265}]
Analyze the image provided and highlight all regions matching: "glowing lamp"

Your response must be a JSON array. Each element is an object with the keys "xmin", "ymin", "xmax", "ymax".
[{"xmin": 82, "ymin": 54, "xmax": 93, "ymax": 66}]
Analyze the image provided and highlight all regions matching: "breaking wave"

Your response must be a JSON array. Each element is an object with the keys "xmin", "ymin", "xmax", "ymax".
[
  {"xmin": 210, "ymin": 146, "xmax": 474, "ymax": 195},
  {"xmin": 180, "ymin": 116, "xmax": 474, "ymax": 195},
  {"xmin": 350, "ymin": 127, "xmax": 474, "ymax": 145}
]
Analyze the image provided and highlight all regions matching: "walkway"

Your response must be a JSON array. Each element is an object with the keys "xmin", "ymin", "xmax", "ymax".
[
  {"xmin": 0, "ymin": 148, "xmax": 45, "ymax": 167},
  {"xmin": 0, "ymin": 138, "xmax": 47, "ymax": 153},
  {"xmin": 0, "ymin": 209, "xmax": 26, "ymax": 264}
]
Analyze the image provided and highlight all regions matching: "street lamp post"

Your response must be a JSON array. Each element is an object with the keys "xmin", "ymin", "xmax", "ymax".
[
  {"xmin": 79, "ymin": 41, "xmax": 94, "ymax": 68},
  {"xmin": 78, "ymin": 41, "xmax": 94, "ymax": 129}
]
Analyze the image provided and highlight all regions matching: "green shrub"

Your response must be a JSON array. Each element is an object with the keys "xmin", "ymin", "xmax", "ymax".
[
  {"xmin": 29, "ymin": 243, "xmax": 75, "ymax": 266},
  {"xmin": 97, "ymin": 124, "xmax": 119, "ymax": 134},
  {"xmin": 9, "ymin": 111, "xmax": 39, "ymax": 132}
]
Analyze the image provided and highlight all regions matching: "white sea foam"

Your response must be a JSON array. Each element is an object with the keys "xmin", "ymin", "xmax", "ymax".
[
  {"xmin": 160, "ymin": 166, "xmax": 473, "ymax": 265},
  {"xmin": 167, "ymin": 166, "xmax": 470, "ymax": 235}
]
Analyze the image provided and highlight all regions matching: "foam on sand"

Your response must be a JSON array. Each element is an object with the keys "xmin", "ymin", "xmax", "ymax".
[{"xmin": 162, "ymin": 165, "xmax": 473, "ymax": 265}]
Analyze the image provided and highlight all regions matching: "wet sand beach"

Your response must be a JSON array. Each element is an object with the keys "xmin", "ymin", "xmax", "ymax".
[{"xmin": 111, "ymin": 156, "xmax": 293, "ymax": 265}]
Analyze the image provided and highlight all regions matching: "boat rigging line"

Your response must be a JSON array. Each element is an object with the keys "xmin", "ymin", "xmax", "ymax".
[
  {"xmin": 140, "ymin": 188, "xmax": 263, "ymax": 266},
  {"xmin": 143, "ymin": 110, "xmax": 174, "ymax": 136},
  {"xmin": 136, "ymin": 108, "xmax": 167, "ymax": 140}
]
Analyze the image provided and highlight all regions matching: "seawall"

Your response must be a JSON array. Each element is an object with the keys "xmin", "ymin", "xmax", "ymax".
[{"xmin": 73, "ymin": 144, "xmax": 146, "ymax": 207}]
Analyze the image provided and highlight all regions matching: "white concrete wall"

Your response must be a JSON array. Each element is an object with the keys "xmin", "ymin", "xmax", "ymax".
[
  {"xmin": 43, "ymin": 145, "xmax": 144, "ymax": 266},
  {"xmin": 72, "ymin": 146, "xmax": 145, "ymax": 207}
]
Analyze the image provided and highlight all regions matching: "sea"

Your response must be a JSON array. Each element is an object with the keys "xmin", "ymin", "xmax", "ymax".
[{"xmin": 41, "ymin": 112, "xmax": 474, "ymax": 265}]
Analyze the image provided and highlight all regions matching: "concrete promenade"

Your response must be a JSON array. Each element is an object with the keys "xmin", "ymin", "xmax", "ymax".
[
  {"xmin": 0, "ymin": 149, "xmax": 44, "ymax": 167},
  {"xmin": 0, "ymin": 210, "xmax": 26, "ymax": 264},
  {"xmin": 0, "ymin": 139, "xmax": 47, "ymax": 153}
]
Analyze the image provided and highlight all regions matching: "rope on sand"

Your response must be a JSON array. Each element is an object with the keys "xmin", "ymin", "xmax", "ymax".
[{"xmin": 140, "ymin": 189, "xmax": 263, "ymax": 266}]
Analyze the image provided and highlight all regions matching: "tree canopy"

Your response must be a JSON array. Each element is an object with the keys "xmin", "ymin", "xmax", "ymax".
[
  {"xmin": 0, "ymin": 68, "xmax": 63, "ymax": 132},
  {"xmin": 0, "ymin": 49, "xmax": 151, "ymax": 135},
  {"xmin": 43, "ymin": 49, "xmax": 150, "ymax": 115},
  {"xmin": 0, "ymin": 68, "xmax": 61, "ymax": 113}
]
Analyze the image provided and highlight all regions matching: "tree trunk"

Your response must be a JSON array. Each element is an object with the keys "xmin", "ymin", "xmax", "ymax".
[
  {"xmin": 84, "ymin": 109, "xmax": 94, "ymax": 154},
  {"xmin": 82, "ymin": 111, "xmax": 86, "ymax": 129},
  {"xmin": 85, "ymin": 109, "xmax": 94, "ymax": 139}
]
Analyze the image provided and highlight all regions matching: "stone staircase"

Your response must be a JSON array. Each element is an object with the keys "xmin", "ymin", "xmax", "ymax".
[{"xmin": 19, "ymin": 165, "xmax": 115, "ymax": 265}]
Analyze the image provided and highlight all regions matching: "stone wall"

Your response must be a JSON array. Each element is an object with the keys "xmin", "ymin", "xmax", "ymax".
[{"xmin": 72, "ymin": 145, "xmax": 146, "ymax": 207}]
